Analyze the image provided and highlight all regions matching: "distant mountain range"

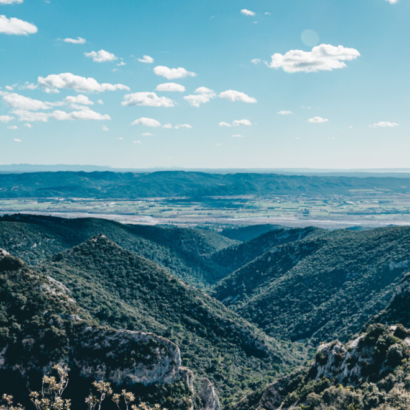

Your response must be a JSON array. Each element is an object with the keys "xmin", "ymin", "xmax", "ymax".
[
  {"xmin": 2, "ymin": 164, "xmax": 410, "ymax": 177},
  {"xmin": 2, "ymin": 171, "xmax": 410, "ymax": 198}
]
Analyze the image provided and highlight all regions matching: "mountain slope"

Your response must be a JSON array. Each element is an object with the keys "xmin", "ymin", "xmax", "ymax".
[
  {"xmin": 215, "ymin": 226, "xmax": 410, "ymax": 344},
  {"xmin": 235, "ymin": 323, "xmax": 410, "ymax": 410},
  {"xmin": 35, "ymin": 235, "xmax": 307, "ymax": 407},
  {"xmin": 0, "ymin": 249, "xmax": 195, "ymax": 410},
  {"xmin": 0, "ymin": 214, "xmax": 235, "ymax": 287},
  {"xmin": 217, "ymin": 225, "xmax": 287, "ymax": 243},
  {"xmin": 211, "ymin": 227, "xmax": 322, "ymax": 272},
  {"xmin": 2, "ymin": 171, "xmax": 410, "ymax": 198}
]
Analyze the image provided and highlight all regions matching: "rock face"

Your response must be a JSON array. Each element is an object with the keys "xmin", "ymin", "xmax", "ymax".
[
  {"xmin": 74, "ymin": 328, "xmax": 182, "ymax": 386},
  {"xmin": 200, "ymin": 379, "xmax": 220, "ymax": 410},
  {"xmin": 0, "ymin": 249, "xmax": 195, "ymax": 410}
]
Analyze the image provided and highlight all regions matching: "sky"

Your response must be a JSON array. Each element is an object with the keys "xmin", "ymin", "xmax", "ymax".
[{"xmin": 0, "ymin": 0, "xmax": 409, "ymax": 169}]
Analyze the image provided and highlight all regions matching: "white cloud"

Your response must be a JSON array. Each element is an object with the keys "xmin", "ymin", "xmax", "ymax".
[
  {"xmin": 97, "ymin": 99, "xmax": 104, "ymax": 105},
  {"xmin": 386, "ymin": 0, "xmax": 399, "ymax": 3},
  {"xmin": 155, "ymin": 83, "xmax": 186, "ymax": 92},
  {"xmin": 268, "ymin": 44, "xmax": 360, "ymax": 73},
  {"xmin": 183, "ymin": 94, "xmax": 208, "ymax": 107},
  {"xmin": 308, "ymin": 117, "xmax": 328, "ymax": 123},
  {"xmin": 0, "ymin": 0, "xmax": 23, "ymax": 4},
  {"xmin": 232, "ymin": 134, "xmax": 242, "ymax": 138},
  {"xmin": 264, "ymin": 12, "xmax": 271, "ymax": 15},
  {"xmin": 131, "ymin": 117, "xmax": 161, "ymax": 127},
  {"xmin": 371, "ymin": 121, "xmax": 399, "ymax": 128},
  {"xmin": 13, "ymin": 138, "xmax": 21, "ymax": 142},
  {"xmin": 5, "ymin": 85, "xmax": 13, "ymax": 91},
  {"xmin": 175, "ymin": 124, "xmax": 192, "ymax": 129},
  {"xmin": 0, "ymin": 115, "xmax": 14, "ymax": 123},
  {"xmin": 117, "ymin": 60, "xmax": 126, "ymax": 67},
  {"xmin": 13, "ymin": 108, "xmax": 111, "ymax": 122},
  {"xmin": 122, "ymin": 92, "xmax": 175, "ymax": 107},
  {"xmin": 142, "ymin": 132, "xmax": 154, "ymax": 136},
  {"xmin": 219, "ymin": 90, "xmax": 257, "ymax": 103},
  {"xmin": 162, "ymin": 123, "xmax": 172, "ymax": 129},
  {"xmin": 218, "ymin": 122, "xmax": 231, "ymax": 127},
  {"xmin": 102, "ymin": 125, "xmax": 109, "ymax": 131},
  {"xmin": 277, "ymin": 110, "xmax": 293, "ymax": 115},
  {"xmin": 64, "ymin": 95, "xmax": 94, "ymax": 105},
  {"xmin": 63, "ymin": 37, "xmax": 86, "ymax": 44},
  {"xmin": 24, "ymin": 123, "xmax": 31, "ymax": 128},
  {"xmin": 233, "ymin": 119, "xmax": 252, "ymax": 126},
  {"xmin": 251, "ymin": 59, "xmax": 261, "ymax": 64},
  {"xmin": 38, "ymin": 73, "xmax": 129, "ymax": 93},
  {"xmin": 241, "ymin": 9, "xmax": 255, "ymax": 16},
  {"xmin": 195, "ymin": 87, "xmax": 215, "ymax": 95},
  {"xmin": 133, "ymin": 140, "xmax": 141, "ymax": 144},
  {"xmin": 138, "ymin": 55, "xmax": 154, "ymax": 64},
  {"xmin": 85, "ymin": 49, "xmax": 117, "ymax": 63},
  {"xmin": 153, "ymin": 66, "xmax": 197, "ymax": 80},
  {"xmin": 8, "ymin": 125, "xmax": 17, "ymax": 129},
  {"xmin": 1, "ymin": 92, "xmax": 50, "ymax": 110},
  {"xmin": 0, "ymin": 15, "xmax": 37, "ymax": 35}
]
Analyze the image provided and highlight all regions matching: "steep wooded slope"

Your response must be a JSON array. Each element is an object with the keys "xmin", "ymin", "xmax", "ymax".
[
  {"xmin": 215, "ymin": 227, "xmax": 410, "ymax": 344},
  {"xmin": 0, "ymin": 249, "xmax": 195, "ymax": 410},
  {"xmin": 36, "ymin": 236, "xmax": 307, "ymax": 407},
  {"xmin": 0, "ymin": 214, "xmax": 235, "ymax": 286}
]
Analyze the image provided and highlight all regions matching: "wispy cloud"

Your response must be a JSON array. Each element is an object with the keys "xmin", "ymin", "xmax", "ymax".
[
  {"xmin": 63, "ymin": 37, "xmax": 86, "ymax": 44},
  {"xmin": 277, "ymin": 110, "xmax": 293, "ymax": 115},
  {"xmin": 241, "ymin": 9, "xmax": 255, "ymax": 16},
  {"xmin": 308, "ymin": 117, "xmax": 328, "ymax": 123}
]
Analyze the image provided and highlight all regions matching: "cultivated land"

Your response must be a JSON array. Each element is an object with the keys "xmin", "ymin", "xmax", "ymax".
[{"xmin": 1, "ymin": 192, "xmax": 410, "ymax": 229}]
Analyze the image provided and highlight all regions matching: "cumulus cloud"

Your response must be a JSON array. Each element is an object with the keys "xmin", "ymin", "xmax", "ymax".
[
  {"xmin": 64, "ymin": 95, "xmax": 94, "ymax": 105},
  {"xmin": 233, "ymin": 119, "xmax": 252, "ymax": 126},
  {"xmin": 277, "ymin": 110, "xmax": 293, "ymax": 115},
  {"xmin": 85, "ymin": 49, "xmax": 117, "ymax": 63},
  {"xmin": 24, "ymin": 123, "xmax": 31, "ymax": 128},
  {"xmin": 97, "ymin": 99, "xmax": 104, "ymax": 105},
  {"xmin": 153, "ymin": 66, "xmax": 197, "ymax": 80},
  {"xmin": 138, "ymin": 55, "xmax": 154, "ymax": 63},
  {"xmin": 308, "ymin": 117, "xmax": 328, "ymax": 123},
  {"xmin": 184, "ymin": 87, "xmax": 216, "ymax": 107},
  {"xmin": 0, "ymin": 115, "xmax": 14, "ymax": 123},
  {"xmin": 155, "ymin": 83, "xmax": 186, "ymax": 92},
  {"xmin": 102, "ymin": 125, "xmax": 109, "ymax": 131},
  {"xmin": 63, "ymin": 37, "xmax": 86, "ymax": 44},
  {"xmin": 0, "ymin": 15, "xmax": 37, "ymax": 35},
  {"xmin": 241, "ymin": 9, "xmax": 255, "ymax": 16},
  {"xmin": 122, "ymin": 92, "xmax": 175, "ymax": 107},
  {"xmin": 38, "ymin": 73, "xmax": 129, "ymax": 93},
  {"xmin": 218, "ymin": 122, "xmax": 231, "ymax": 127},
  {"xmin": 12, "ymin": 108, "xmax": 111, "ymax": 122},
  {"xmin": 175, "ymin": 124, "xmax": 192, "ymax": 129},
  {"xmin": 251, "ymin": 59, "xmax": 261, "ymax": 64},
  {"xmin": 371, "ymin": 121, "xmax": 399, "ymax": 128},
  {"xmin": 0, "ymin": 0, "xmax": 23, "ymax": 4},
  {"xmin": 219, "ymin": 90, "xmax": 257, "ymax": 103},
  {"xmin": 268, "ymin": 44, "xmax": 360, "ymax": 73},
  {"xmin": 131, "ymin": 117, "xmax": 161, "ymax": 127},
  {"xmin": 162, "ymin": 123, "xmax": 172, "ymax": 129},
  {"xmin": 1, "ymin": 92, "xmax": 50, "ymax": 110}
]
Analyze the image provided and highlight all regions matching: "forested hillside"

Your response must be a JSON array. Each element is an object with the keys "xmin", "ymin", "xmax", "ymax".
[
  {"xmin": 0, "ymin": 214, "xmax": 235, "ymax": 287},
  {"xmin": 215, "ymin": 227, "xmax": 410, "ymax": 344},
  {"xmin": 1, "ymin": 171, "xmax": 410, "ymax": 198},
  {"xmin": 35, "ymin": 235, "xmax": 307, "ymax": 406}
]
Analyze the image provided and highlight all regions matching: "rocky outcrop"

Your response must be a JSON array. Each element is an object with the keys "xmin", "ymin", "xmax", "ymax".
[
  {"xmin": 0, "ymin": 249, "xmax": 196, "ymax": 410},
  {"xmin": 74, "ymin": 327, "xmax": 182, "ymax": 386},
  {"xmin": 200, "ymin": 379, "xmax": 220, "ymax": 410}
]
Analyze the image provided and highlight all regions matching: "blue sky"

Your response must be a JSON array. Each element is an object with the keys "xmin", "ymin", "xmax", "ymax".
[{"xmin": 0, "ymin": 0, "xmax": 409, "ymax": 169}]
